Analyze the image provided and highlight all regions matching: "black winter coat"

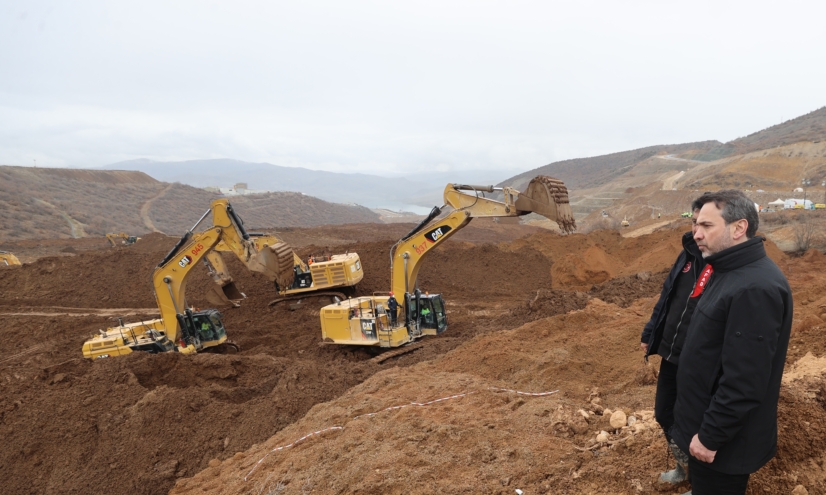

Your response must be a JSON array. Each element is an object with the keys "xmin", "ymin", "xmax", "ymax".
[
  {"xmin": 671, "ymin": 237, "xmax": 793, "ymax": 475},
  {"xmin": 640, "ymin": 232, "xmax": 705, "ymax": 359}
]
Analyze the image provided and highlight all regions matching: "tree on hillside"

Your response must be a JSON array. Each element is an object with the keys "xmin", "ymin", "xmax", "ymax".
[{"xmin": 792, "ymin": 212, "xmax": 818, "ymax": 252}]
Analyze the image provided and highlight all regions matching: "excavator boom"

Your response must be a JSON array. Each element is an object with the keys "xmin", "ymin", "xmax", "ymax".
[
  {"xmin": 106, "ymin": 232, "xmax": 141, "ymax": 246},
  {"xmin": 82, "ymin": 199, "xmax": 295, "ymax": 359},
  {"xmin": 320, "ymin": 175, "xmax": 575, "ymax": 347}
]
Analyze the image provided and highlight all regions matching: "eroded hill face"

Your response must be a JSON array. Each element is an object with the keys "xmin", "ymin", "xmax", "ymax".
[
  {"xmin": 497, "ymin": 107, "xmax": 826, "ymax": 232},
  {"xmin": 691, "ymin": 106, "xmax": 826, "ymax": 160},
  {"xmin": 0, "ymin": 165, "xmax": 381, "ymax": 242}
]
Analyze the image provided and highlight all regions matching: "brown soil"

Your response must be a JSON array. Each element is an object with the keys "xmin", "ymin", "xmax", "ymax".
[{"xmin": 1, "ymin": 223, "xmax": 825, "ymax": 495}]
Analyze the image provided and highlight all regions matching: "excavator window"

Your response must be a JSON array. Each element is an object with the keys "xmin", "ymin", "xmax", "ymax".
[
  {"xmin": 191, "ymin": 312, "xmax": 227, "ymax": 343},
  {"xmin": 431, "ymin": 297, "xmax": 447, "ymax": 330}
]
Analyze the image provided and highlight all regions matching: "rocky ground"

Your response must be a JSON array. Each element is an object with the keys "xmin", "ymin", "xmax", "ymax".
[{"xmin": 1, "ymin": 219, "xmax": 825, "ymax": 495}]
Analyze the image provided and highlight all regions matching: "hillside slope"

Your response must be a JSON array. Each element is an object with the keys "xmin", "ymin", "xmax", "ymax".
[
  {"xmin": 0, "ymin": 166, "xmax": 381, "ymax": 242},
  {"xmin": 687, "ymin": 106, "xmax": 826, "ymax": 161},
  {"xmin": 104, "ymin": 158, "xmax": 431, "ymax": 210},
  {"xmin": 500, "ymin": 105, "xmax": 826, "ymax": 196},
  {"xmin": 499, "ymin": 141, "xmax": 720, "ymax": 192}
]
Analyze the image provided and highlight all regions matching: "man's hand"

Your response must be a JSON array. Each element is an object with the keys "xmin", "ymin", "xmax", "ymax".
[
  {"xmin": 689, "ymin": 434, "xmax": 716, "ymax": 463},
  {"xmin": 640, "ymin": 342, "xmax": 648, "ymax": 353}
]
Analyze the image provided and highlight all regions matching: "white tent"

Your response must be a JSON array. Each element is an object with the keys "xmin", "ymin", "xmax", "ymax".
[{"xmin": 767, "ymin": 199, "xmax": 785, "ymax": 207}]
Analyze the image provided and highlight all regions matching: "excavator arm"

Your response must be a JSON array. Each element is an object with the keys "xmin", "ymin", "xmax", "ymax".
[
  {"xmin": 319, "ymin": 175, "xmax": 574, "ymax": 347},
  {"xmin": 390, "ymin": 176, "xmax": 575, "ymax": 298},
  {"xmin": 82, "ymin": 199, "xmax": 296, "ymax": 359},
  {"xmin": 153, "ymin": 227, "xmax": 228, "ymax": 352},
  {"xmin": 152, "ymin": 199, "xmax": 295, "ymax": 351}
]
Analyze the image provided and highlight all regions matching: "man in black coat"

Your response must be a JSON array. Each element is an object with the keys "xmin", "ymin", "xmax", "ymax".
[
  {"xmin": 640, "ymin": 204, "xmax": 705, "ymax": 486},
  {"xmin": 671, "ymin": 190, "xmax": 793, "ymax": 495}
]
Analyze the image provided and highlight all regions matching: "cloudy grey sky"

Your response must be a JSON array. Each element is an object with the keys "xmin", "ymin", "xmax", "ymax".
[{"xmin": 1, "ymin": 0, "xmax": 824, "ymax": 176}]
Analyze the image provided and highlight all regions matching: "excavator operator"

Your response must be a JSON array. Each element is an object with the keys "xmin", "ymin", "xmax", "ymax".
[
  {"xmin": 200, "ymin": 319, "xmax": 213, "ymax": 340},
  {"xmin": 386, "ymin": 292, "xmax": 399, "ymax": 326},
  {"xmin": 420, "ymin": 305, "xmax": 433, "ymax": 325}
]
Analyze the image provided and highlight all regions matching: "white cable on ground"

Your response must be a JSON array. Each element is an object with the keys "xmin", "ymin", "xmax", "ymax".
[{"xmin": 244, "ymin": 386, "xmax": 559, "ymax": 481}]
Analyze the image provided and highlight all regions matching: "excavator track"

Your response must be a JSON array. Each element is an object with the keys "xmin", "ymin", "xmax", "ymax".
[
  {"xmin": 268, "ymin": 291, "xmax": 347, "ymax": 308},
  {"xmin": 204, "ymin": 340, "xmax": 241, "ymax": 354},
  {"xmin": 369, "ymin": 342, "xmax": 424, "ymax": 363}
]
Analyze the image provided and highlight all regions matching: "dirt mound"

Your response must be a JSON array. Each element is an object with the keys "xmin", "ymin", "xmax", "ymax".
[
  {"xmin": 0, "ymin": 223, "xmax": 557, "ymax": 495},
  {"xmin": 172, "ymin": 288, "xmax": 826, "ymax": 495},
  {"xmin": 2, "ymin": 223, "xmax": 825, "ymax": 495},
  {"xmin": 506, "ymin": 228, "xmax": 683, "ymax": 290},
  {"xmin": 588, "ymin": 270, "xmax": 669, "ymax": 308}
]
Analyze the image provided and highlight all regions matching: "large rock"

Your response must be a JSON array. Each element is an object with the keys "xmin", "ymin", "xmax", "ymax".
[{"xmin": 610, "ymin": 410, "xmax": 627, "ymax": 429}]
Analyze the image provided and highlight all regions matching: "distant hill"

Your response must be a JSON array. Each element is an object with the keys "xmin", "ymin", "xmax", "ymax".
[
  {"xmin": 678, "ymin": 141, "xmax": 826, "ymax": 192},
  {"xmin": 686, "ymin": 106, "xmax": 826, "ymax": 161},
  {"xmin": 102, "ymin": 159, "xmax": 510, "ymax": 211},
  {"xmin": 103, "ymin": 159, "xmax": 436, "ymax": 211},
  {"xmin": 499, "ymin": 106, "xmax": 826, "ymax": 195},
  {"xmin": 495, "ymin": 105, "xmax": 826, "ymax": 231},
  {"xmin": 0, "ymin": 165, "xmax": 381, "ymax": 242},
  {"xmin": 498, "ymin": 141, "xmax": 720, "ymax": 191}
]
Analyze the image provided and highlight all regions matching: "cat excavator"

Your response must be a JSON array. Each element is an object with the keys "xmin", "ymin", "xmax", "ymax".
[
  {"xmin": 319, "ymin": 176, "xmax": 576, "ymax": 347},
  {"xmin": 208, "ymin": 233, "xmax": 363, "ymax": 307},
  {"xmin": 0, "ymin": 251, "xmax": 21, "ymax": 266},
  {"xmin": 82, "ymin": 199, "xmax": 297, "ymax": 359},
  {"xmin": 106, "ymin": 232, "xmax": 141, "ymax": 246}
]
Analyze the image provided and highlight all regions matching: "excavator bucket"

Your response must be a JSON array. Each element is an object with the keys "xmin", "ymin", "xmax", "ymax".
[
  {"xmin": 206, "ymin": 281, "xmax": 245, "ymax": 307},
  {"xmin": 514, "ymin": 176, "xmax": 577, "ymax": 233},
  {"xmin": 247, "ymin": 241, "xmax": 296, "ymax": 289}
]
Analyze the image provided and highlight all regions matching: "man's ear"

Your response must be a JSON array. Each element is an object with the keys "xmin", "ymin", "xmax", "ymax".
[{"xmin": 731, "ymin": 219, "xmax": 748, "ymax": 240}]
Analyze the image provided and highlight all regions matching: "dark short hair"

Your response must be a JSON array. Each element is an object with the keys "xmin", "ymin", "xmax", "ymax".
[{"xmin": 692, "ymin": 190, "xmax": 758, "ymax": 238}]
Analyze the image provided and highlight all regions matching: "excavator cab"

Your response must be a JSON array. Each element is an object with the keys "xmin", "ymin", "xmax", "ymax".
[
  {"xmin": 176, "ymin": 309, "xmax": 227, "ymax": 349},
  {"xmin": 289, "ymin": 266, "xmax": 314, "ymax": 289},
  {"xmin": 405, "ymin": 292, "xmax": 447, "ymax": 336}
]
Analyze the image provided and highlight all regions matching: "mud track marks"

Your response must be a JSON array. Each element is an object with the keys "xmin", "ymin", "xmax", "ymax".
[
  {"xmin": 33, "ymin": 198, "xmax": 86, "ymax": 238},
  {"xmin": 140, "ymin": 183, "xmax": 174, "ymax": 233}
]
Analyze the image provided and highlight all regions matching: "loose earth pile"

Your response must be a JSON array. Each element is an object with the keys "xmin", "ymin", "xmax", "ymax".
[{"xmin": 1, "ymin": 221, "xmax": 824, "ymax": 495}]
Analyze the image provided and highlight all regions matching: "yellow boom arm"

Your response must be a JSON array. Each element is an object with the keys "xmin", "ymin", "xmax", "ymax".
[
  {"xmin": 152, "ymin": 199, "xmax": 293, "ymax": 350},
  {"xmin": 390, "ymin": 177, "xmax": 575, "ymax": 299}
]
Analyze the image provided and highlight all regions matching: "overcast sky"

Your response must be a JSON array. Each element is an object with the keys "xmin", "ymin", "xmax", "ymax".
[{"xmin": 1, "ymin": 1, "xmax": 824, "ymax": 177}]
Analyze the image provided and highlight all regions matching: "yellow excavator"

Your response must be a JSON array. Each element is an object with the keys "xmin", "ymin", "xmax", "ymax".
[
  {"xmin": 211, "ymin": 233, "xmax": 363, "ymax": 308},
  {"xmin": 0, "ymin": 250, "xmax": 22, "ymax": 266},
  {"xmin": 106, "ymin": 232, "xmax": 141, "ymax": 246},
  {"xmin": 82, "ymin": 199, "xmax": 296, "ymax": 359},
  {"xmin": 319, "ymin": 176, "xmax": 576, "ymax": 347}
]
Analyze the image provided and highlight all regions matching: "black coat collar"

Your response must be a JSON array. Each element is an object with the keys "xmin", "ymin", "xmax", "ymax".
[{"xmin": 705, "ymin": 236, "xmax": 766, "ymax": 272}]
